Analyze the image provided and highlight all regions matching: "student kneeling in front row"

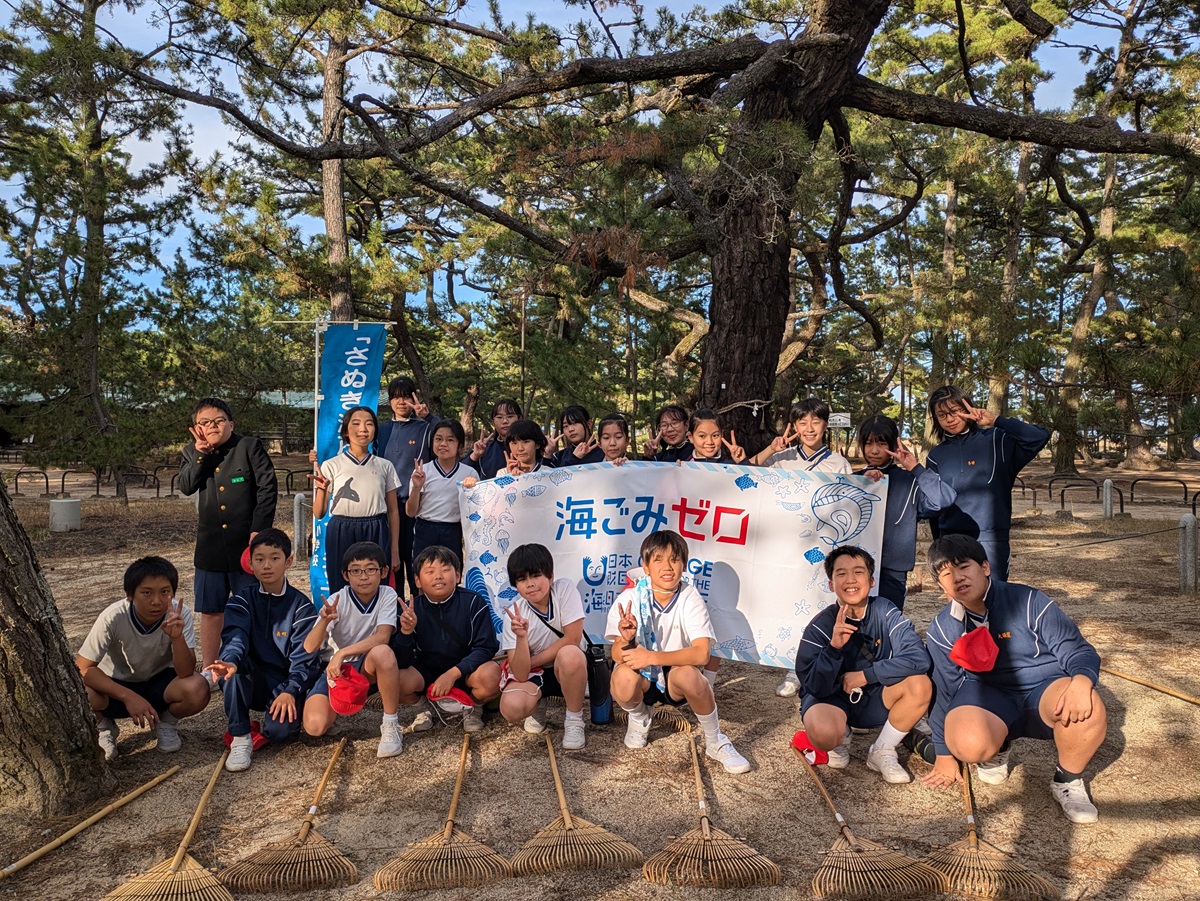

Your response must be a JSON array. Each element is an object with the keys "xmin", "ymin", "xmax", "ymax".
[
  {"xmin": 923, "ymin": 535, "xmax": 1106, "ymax": 823},
  {"xmin": 796, "ymin": 546, "xmax": 933, "ymax": 783},
  {"xmin": 78, "ymin": 556, "xmax": 210, "ymax": 759},
  {"xmin": 390, "ymin": 546, "xmax": 501, "ymax": 732},
  {"xmin": 606, "ymin": 530, "xmax": 751, "ymax": 774}
]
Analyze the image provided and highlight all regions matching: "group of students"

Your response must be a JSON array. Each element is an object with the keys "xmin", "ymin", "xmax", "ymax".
[{"xmin": 78, "ymin": 383, "xmax": 1105, "ymax": 821}]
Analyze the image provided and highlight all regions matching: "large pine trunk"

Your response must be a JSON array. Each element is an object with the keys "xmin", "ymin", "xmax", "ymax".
[{"xmin": 0, "ymin": 481, "xmax": 110, "ymax": 815}]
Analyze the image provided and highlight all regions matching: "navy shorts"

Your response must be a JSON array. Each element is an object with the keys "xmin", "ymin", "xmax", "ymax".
[
  {"xmin": 801, "ymin": 684, "xmax": 889, "ymax": 730},
  {"xmin": 412, "ymin": 661, "xmax": 473, "ymax": 695},
  {"xmin": 101, "ymin": 669, "xmax": 178, "ymax": 719},
  {"xmin": 642, "ymin": 666, "xmax": 689, "ymax": 708},
  {"xmin": 947, "ymin": 678, "xmax": 1057, "ymax": 741},
  {"xmin": 194, "ymin": 567, "xmax": 256, "ymax": 614}
]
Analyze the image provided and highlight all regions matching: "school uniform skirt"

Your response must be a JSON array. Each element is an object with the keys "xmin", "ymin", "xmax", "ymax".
[
  {"xmin": 411, "ymin": 517, "xmax": 464, "ymax": 571},
  {"xmin": 325, "ymin": 513, "xmax": 390, "ymax": 593}
]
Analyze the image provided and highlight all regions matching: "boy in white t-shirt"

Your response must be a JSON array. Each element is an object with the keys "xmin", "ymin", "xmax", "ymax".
[
  {"xmin": 499, "ymin": 543, "xmax": 589, "ymax": 750},
  {"xmin": 302, "ymin": 541, "xmax": 403, "ymax": 757},
  {"xmin": 76, "ymin": 557, "xmax": 210, "ymax": 760},
  {"xmin": 605, "ymin": 530, "xmax": 751, "ymax": 774}
]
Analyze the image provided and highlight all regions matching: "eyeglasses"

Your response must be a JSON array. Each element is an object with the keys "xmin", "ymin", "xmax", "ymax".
[
  {"xmin": 196, "ymin": 417, "xmax": 229, "ymax": 429},
  {"xmin": 347, "ymin": 567, "xmax": 381, "ymax": 577}
]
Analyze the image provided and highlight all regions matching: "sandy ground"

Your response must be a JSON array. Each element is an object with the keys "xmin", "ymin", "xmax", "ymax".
[{"xmin": 2, "ymin": 459, "xmax": 1199, "ymax": 900}]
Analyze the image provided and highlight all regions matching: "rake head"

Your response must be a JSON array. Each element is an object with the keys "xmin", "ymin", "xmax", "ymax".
[
  {"xmin": 613, "ymin": 705, "xmax": 694, "ymax": 734},
  {"xmin": 812, "ymin": 833, "xmax": 948, "ymax": 900},
  {"xmin": 219, "ymin": 828, "xmax": 359, "ymax": 893},
  {"xmin": 643, "ymin": 823, "xmax": 780, "ymax": 889},
  {"xmin": 102, "ymin": 855, "xmax": 234, "ymax": 901},
  {"xmin": 511, "ymin": 814, "xmax": 644, "ymax": 875},
  {"xmin": 373, "ymin": 826, "xmax": 511, "ymax": 891},
  {"xmin": 922, "ymin": 840, "xmax": 1061, "ymax": 901}
]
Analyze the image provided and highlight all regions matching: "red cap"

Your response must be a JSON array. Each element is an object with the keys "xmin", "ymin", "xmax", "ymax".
[
  {"xmin": 950, "ymin": 626, "xmax": 1000, "ymax": 672},
  {"xmin": 790, "ymin": 730, "xmax": 829, "ymax": 766},
  {"xmin": 329, "ymin": 664, "xmax": 370, "ymax": 715},
  {"xmin": 240, "ymin": 546, "xmax": 253, "ymax": 575},
  {"xmin": 426, "ymin": 685, "xmax": 474, "ymax": 714}
]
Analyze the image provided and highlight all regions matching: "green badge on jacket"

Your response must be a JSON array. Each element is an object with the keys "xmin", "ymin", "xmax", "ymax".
[{"xmin": 231, "ymin": 476, "xmax": 246, "ymax": 484}]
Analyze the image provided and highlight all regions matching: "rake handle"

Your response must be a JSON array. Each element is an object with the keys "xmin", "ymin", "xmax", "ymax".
[
  {"xmin": 1101, "ymin": 665, "xmax": 1200, "ymax": 706},
  {"xmin": 544, "ymin": 734, "xmax": 575, "ymax": 830},
  {"xmin": 961, "ymin": 762, "xmax": 979, "ymax": 851},
  {"xmin": 688, "ymin": 737, "xmax": 713, "ymax": 840},
  {"xmin": 792, "ymin": 745, "xmax": 862, "ymax": 849},
  {"xmin": 171, "ymin": 750, "xmax": 229, "ymax": 873},
  {"xmin": 297, "ymin": 737, "xmax": 347, "ymax": 842},
  {"xmin": 443, "ymin": 733, "xmax": 471, "ymax": 840},
  {"xmin": 0, "ymin": 765, "xmax": 180, "ymax": 881}
]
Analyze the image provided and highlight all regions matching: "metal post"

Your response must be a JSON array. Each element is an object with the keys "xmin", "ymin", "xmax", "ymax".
[
  {"xmin": 1182, "ymin": 514, "xmax": 1197, "ymax": 592},
  {"xmin": 1103, "ymin": 479, "xmax": 1113, "ymax": 519},
  {"xmin": 294, "ymin": 492, "xmax": 308, "ymax": 554}
]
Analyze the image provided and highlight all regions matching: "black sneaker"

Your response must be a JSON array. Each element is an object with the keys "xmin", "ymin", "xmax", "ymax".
[{"xmin": 902, "ymin": 729, "xmax": 937, "ymax": 765}]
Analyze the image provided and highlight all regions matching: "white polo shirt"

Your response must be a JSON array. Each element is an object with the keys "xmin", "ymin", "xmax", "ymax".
[
  {"xmin": 501, "ymin": 579, "xmax": 587, "ymax": 656},
  {"xmin": 320, "ymin": 451, "xmax": 400, "ymax": 517},
  {"xmin": 79, "ymin": 599, "xmax": 196, "ymax": 682},
  {"xmin": 409, "ymin": 460, "xmax": 473, "ymax": 523},
  {"xmin": 319, "ymin": 584, "xmax": 399, "ymax": 663},
  {"xmin": 604, "ymin": 580, "xmax": 715, "ymax": 653}
]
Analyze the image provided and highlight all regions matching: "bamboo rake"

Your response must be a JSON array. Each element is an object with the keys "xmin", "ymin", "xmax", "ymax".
[
  {"xmin": 0, "ymin": 766, "xmax": 179, "ymax": 882},
  {"xmin": 642, "ymin": 737, "xmax": 780, "ymax": 888},
  {"xmin": 219, "ymin": 738, "xmax": 358, "ymax": 892},
  {"xmin": 510, "ymin": 734, "xmax": 643, "ymax": 875},
  {"xmin": 1101, "ymin": 666, "xmax": 1200, "ymax": 707},
  {"xmin": 613, "ymin": 704, "xmax": 694, "ymax": 734},
  {"xmin": 373, "ymin": 733, "xmax": 511, "ymax": 890},
  {"xmin": 102, "ymin": 750, "xmax": 233, "ymax": 901},
  {"xmin": 794, "ymin": 744, "xmax": 947, "ymax": 900},
  {"xmin": 921, "ymin": 765, "xmax": 1060, "ymax": 901}
]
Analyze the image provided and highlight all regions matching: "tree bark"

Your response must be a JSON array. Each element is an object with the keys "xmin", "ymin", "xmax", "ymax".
[
  {"xmin": 699, "ymin": 0, "xmax": 890, "ymax": 448},
  {"xmin": 322, "ymin": 31, "xmax": 354, "ymax": 322},
  {"xmin": 0, "ymin": 480, "xmax": 110, "ymax": 815},
  {"xmin": 987, "ymin": 141, "xmax": 1033, "ymax": 414}
]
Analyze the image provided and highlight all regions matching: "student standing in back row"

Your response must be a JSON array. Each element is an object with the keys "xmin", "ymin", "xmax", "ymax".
[
  {"xmin": 376, "ymin": 377, "xmax": 438, "ymax": 597},
  {"xmin": 179, "ymin": 397, "xmax": 278, "ymax": 675},
  {"xmin": 925, "ymin": 386, "xmax": 1049, "ymax": 581},
  {"xmin": 750, "ymin": 397, "xmax": 851, "ymax": 474}
]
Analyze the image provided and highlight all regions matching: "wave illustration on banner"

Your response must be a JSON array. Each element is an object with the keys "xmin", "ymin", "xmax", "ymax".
[{"xmin": 459, "ymin": 461, "xmax": 886, "ymax": 670}]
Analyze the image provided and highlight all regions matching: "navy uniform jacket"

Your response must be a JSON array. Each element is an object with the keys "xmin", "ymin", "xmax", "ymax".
[
  {"xmin": 926, "ymin": 578, "xmax": 1101, "ymax": 755},
  {"xmin": 391, "ymin": 587, "xmax": 499, "ymax": 678},
  {"xmin": 180, "ymin": 433, "xmax": 277, "ymax": 572},
  {"xmin": 377, "ymin": 415, "xmax": 438, "ymax": 500},
  {"xmin": 795, "ymin": 597, "xmax": 931, "ymax": 699},
  {"xmin": 858, "ymin": 462, "xmax": 957, "ymax": 574},
  {"xmin": 651, "ymin": 440, "xmax": 694, "ymax": 463},
  {"xmin": 553, "ymin": 444, "xmax": 605, "ymax": 467},
  {"xmin": 464, "ymin": 441, "xmax": 507, "ymax": 480},
  {"xmin": 220, "ymin": 582, "xmax": 319, "ymax": 698},
  {"xmin": 925, "ymin": 418, "xmax": 1049, "ymax": 541}
]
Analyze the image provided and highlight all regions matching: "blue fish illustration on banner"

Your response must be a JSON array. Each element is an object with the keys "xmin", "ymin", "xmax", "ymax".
[
  {"xmin": 812, "ymin": 482, "xmax": 879, "ymax": 547},
  {"xmin": 308, "ymin": 322, "xmax": 388, "ymax": 601}
]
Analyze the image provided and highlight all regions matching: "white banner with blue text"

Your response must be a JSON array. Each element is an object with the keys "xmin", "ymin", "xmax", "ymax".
[{"xmin": 459, "ymin": 461, "xmax": 887, "ymax": 670}]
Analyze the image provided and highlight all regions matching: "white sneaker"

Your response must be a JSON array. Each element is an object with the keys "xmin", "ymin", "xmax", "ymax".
[
  {"xmin": 623, "ymin": 710, "xmax": 652, "ymax": 749},
  {"xmin": 706, "ymin": 734, "xmax": 752, "ymax": 774},
  {"xmin": 562, "ymin": 716, "xmax": 586, "ymax": 750},
  {"xmin": 866, "ymin": 743, "xmax": 912, "ymax": 784},
  {"xmin": 226, "ymin": 734, "xmax": 253, "ymax": 772},
  {"xmin": 378, "ymin": 720, "xmax": 403, "ymax": 758},
  {"xmin": 96, "ymin": 716, "xmax": 119, "ymax": 761},
  {"xmin": 977, "ymin": 747, "xmax": 1012, "ymax": 785},
  {"xmin": 776, "ymin": 671, "xmax": 800, "ymax": 697},
  {"xmin": 155, "ymin": 712, "xmax": 181, "ymax": 754},
  {"xmin": 411, "ymin": 708, "xmax": 435, "ymax": 732},
  {"xmin": 1050, "ymin": 777, "xmax": 1098, "ymax": 824},
  {"xmin": 462, "ymin": 706, "xmax": 484, "ymax": 733},
  {"xmin": 523, "ymin": 700, "xmax": 548, "ymax": 735},
  {"xmin": 827, "ymin": 728, "xmax": 851, "ymax": 768}
]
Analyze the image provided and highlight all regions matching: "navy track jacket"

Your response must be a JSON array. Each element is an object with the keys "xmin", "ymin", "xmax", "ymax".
[{"xmin": 220, "ymin": 582, "xmax": 319, "ymax": 699}]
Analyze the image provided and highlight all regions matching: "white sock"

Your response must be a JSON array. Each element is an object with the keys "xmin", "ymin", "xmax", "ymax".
[
  {"xmin": 159, "ymin": 711, "xmax": 178, "ymax": 725},
  {"xmin": 703, "ymin": 669, "xmax": 718, "ymax": 686},
  {"xmin": 621, "ymin": 701, "xmax": 651, "ymax": 727},
  {"xmin": 873, "ymin": 720, "xmax": 908, "ymax": 752},
  {"xmin": 383, "ymin": 712, "xmax": 399, "ymax": 724},
  {"xmin": 564, "ymin": 709, "xmax": 584, "ymax": 722},
  {"xmin": 696, "ymin": 708, "xmax": 722, "ymax": 746}
]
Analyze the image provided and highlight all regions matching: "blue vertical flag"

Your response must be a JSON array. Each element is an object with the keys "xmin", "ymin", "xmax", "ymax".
[{"xmin": 309, "ymin": 322, "xmax": 388, "ymax": 600}]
